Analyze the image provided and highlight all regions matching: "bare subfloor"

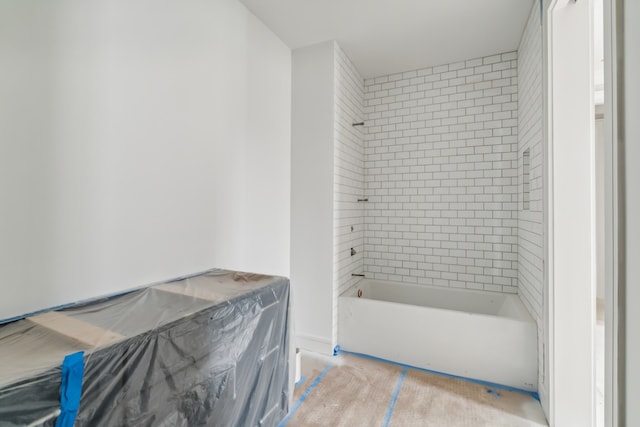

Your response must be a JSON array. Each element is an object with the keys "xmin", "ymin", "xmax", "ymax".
[{"xmin": 281, "ymin": 352, "xmax": 548, "ymax": 427}]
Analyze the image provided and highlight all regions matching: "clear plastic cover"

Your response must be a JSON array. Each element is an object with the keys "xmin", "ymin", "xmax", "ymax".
[{"xmin": 0, "ymin": 270, "xmax": 291, "ymax": 426}]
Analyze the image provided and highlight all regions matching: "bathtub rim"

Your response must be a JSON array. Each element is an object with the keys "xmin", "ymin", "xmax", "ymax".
[
  {"xmin": 337, "ymin": 280, "xmax": 539, "ymax": 390},
  {"xmin": 340, "ymin": 278, "xmax": 535, "ymax": 324}
]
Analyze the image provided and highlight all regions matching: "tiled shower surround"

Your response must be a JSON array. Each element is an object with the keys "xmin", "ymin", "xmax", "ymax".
[
  {"xmin": 517, "ymin": 2, "xmax": 545, "ymax": 390},
  {"xmin": 333, "ymin": 42, "xmax": 365, "ymax": 344},
  {"xmin": 334, "ymin": 43, "xmax": 365, "ymax": 298},
  {"xmin": 362, "ymin": 52, "xmax": 519, "ymax": 293},
  {"xmin": 329, "ymin": 2, "xmax": 543, "ymax": 391}
]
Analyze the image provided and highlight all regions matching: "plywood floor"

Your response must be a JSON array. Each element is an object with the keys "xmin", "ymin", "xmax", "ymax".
[{"xmin": 280, "ymin": 352, "xmax": 548, "ymax": 427}]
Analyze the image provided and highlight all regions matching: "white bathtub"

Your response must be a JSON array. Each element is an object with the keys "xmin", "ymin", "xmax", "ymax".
[{"xmin": 338, "ymin": 279, "xmax": 537, "ymax": 391}]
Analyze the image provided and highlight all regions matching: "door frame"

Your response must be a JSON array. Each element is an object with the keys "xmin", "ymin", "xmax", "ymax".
[
  {"xmin": 603, "ymin": 0, "xmax": 623, "ymax": 425},
  {"xmin": 543, "ymin": 0, "xmax": 597, "ymax": 425}
]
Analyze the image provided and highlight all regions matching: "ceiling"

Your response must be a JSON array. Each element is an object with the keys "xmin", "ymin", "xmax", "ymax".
[{"xmin": 239, "ymin": 0, "xmax": 535, "ymax": 78}]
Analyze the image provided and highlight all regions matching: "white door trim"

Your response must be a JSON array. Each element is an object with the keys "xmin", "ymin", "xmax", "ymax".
[
  {"xmin": 544, "ymin": 0, "xmax": 597, "ymax": 425},
  {"xmin": 603, "ymin": 0, "xmax": 623, "ymax": 425}
]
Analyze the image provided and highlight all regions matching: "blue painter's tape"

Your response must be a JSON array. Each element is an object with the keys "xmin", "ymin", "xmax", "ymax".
[
  {"xmin": 279, "ymin": 365, "xmax": 332, "ymax": 426},
  {"xmin": 487, "ymin": 388, "xmax": 501, "ymax": 399},
  {"xmin": 539, "ymin": 0, "xmax": 543, "ymax": 24},
  {"xmin": 55, "ymin": 352, "xmax": 85, "ymax": 427},
  {"xmin": 336, "ymin": 348, "xmax": 540, "ymax": 402},
  {"xmin": 382, "ymin": 367, "xmax": 408, "ymax": 427},
  {"xmin": 0, "ymin": 303, "xmax": 77, "ymax": 326},
  {"xmin": 333, "ymin": 345, "xmax": 341, "ymax": 356},
  {"xmin": 0, "ymin": 268, "xmax": 224, "ymax": 325}
]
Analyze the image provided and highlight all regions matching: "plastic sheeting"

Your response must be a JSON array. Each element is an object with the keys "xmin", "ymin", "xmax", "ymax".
[{"xmin": 0, "ymin": 270, "xmax": 291, "ymax": 427}]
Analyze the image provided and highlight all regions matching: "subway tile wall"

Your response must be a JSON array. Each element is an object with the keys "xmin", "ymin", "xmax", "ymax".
[
  {"xmin": 362, "ymin": 52, "xmax": 519, "ymax": 293},
  {"xmin": 333, "ymin": 42, "xmax": 365, "ymax": 343},
  {"xmin": 517, "ymin": 2, "xmax": 544, "ymax": 389}
]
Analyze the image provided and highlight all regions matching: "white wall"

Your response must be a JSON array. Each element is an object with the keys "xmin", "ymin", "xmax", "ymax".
[
  {"xmin": 292, "ymin": 41, "xmax": 366, "ymax": 353},
  {"xmin": 0, "ymin": 0, "xmax": 291, "ymax": 321},
  {"xmin": 363, "ymin": 53, "xmax": 519, "ymax": 293},
  {"xmin": 517, "ymin": 0, "xmax": 545, "ymax": 397},
  {"xmin": 291, "ymin": 41, "xmax": 335, "ymax": 354}
]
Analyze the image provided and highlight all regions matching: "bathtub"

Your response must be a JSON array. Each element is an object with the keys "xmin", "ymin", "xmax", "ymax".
[{"xmin": 338, "ymin": 279, "xmax": 537, "ymax": 391}]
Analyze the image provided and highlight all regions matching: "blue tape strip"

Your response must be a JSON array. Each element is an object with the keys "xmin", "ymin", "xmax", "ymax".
[
  {"xmin": 336, "ymin": 349, "xmax": 540, "ymax": 402},
  {"xmin": 487, "ymin": 388, "xmax": 501, "ymax": 399},
  {"xmin": 279, "ymin": 365, "xmax": 331, "ymax": 426},
  {"xmin": 294, "ymin": 375, "xmax": 307, "ymax": 387},
  {"xmin": 382, "ymin": 367, "xmax": 407, "ymax": 427},
  {"xmin": 55, "ymin": 352, "xmax": 85, "ymax": 427},
  {"xmin": 539, "ymin": 0, "xmax": 543, "ymax": 24},
  {"xmin": 0, "ymin": 268, "xmax": 224, "ymax": 325}
]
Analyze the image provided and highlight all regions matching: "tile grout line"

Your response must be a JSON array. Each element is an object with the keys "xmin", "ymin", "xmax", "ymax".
[
  {"xmin": 278, "ymin": 365, "xmax": 332, "ymax": 427},
  {"xmin": 381, "ymin": 366, "xmax": 408, "ymax": 427}
]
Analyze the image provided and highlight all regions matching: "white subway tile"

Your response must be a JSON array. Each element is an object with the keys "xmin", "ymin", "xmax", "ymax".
[{"xmin": 363, "ymin": 49, "xmax": 519, "ymax": 296}]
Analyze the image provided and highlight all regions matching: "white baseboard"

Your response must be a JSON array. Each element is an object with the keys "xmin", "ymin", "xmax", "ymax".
[{"xmin": 295, "ymin": 333, "xmax": 333, "ymax": 355}]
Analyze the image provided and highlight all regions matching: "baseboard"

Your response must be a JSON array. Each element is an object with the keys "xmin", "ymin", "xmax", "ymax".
[{"xmin": 296, "ymin": 333, "xmax": 333, "ymax": 355}]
